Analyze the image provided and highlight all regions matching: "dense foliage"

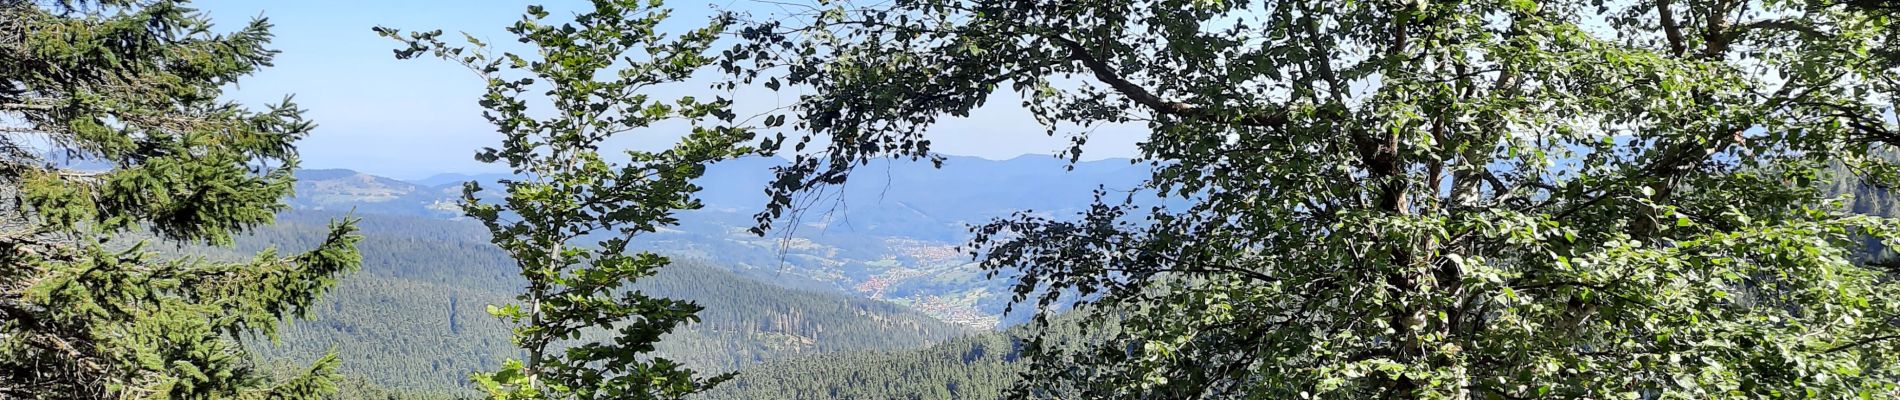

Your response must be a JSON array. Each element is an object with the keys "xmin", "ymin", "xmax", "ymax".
[
  {"xmin": 691, "ymin": 310, "xmax": 1114, "ymax": 400},
  {"xmin": 378, "ymin": 1, "xmax": 758, "ymax": 398},
  {"xmin": 686, "ymin": 156, "xmax": 1900, "ymax": 400},
  {"xmin": 0, "ymin": 0, "xmax": 362, "ymax": 398},
  {"xmin": 737, "ymin": 0, "xmax": 1900, "ymax": 398},
  {"xmin": 695, "ymin": 325, "xmax": 1022, "ymax": 400}
]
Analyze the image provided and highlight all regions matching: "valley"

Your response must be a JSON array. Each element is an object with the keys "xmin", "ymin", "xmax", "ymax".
[
  {"xmin": 287, "ymin": 155, "xmax": 1150, "ymax": 330},
  {"xmin": 225, "ymin": 156, "xmax": 1145, "ymax": 396}
]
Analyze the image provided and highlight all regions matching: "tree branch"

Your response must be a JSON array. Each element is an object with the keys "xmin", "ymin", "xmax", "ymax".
[
  {"xmin": 1825, "ymin": 334, "xmax": 1900, "ymax": 353},
  {"xmin": 1723, "ymin": 19, "xmax": 1833, "ymax": 42},
  {"xmin": 1048, "ymin": 35, "xmax": 1287, "ymax": 129},
  {"xmin": 0, "ymin": 102, "xmax": 55, "ymax": 112},
  {"xmin": 1656, "ymin": 0, "xmax": 1688, "ymax": 57}
]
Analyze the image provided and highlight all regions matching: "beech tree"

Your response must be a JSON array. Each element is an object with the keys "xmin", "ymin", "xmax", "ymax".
[
  {"xmin": 377, "ymin": 1, "xmax": 752, "ymax": 398},
  {"xmin": 0, "ymin": 0, "xmax": 362, "ymax": 398},
  {"xmin": 738, "ymin": 0, "xmax": 1900, "ymax": 398}
]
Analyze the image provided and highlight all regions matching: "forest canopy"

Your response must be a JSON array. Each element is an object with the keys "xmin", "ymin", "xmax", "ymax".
[{"xmin": 730, "ymin": 0, "xmax": 1900, "ymax": 398}]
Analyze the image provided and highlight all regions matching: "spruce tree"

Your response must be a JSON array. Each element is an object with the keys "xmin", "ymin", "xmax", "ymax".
[
  {"xmin": 1, "ymin": 0, "xmax": 362, "ymax": 398},
  {"xmin": 377, "ymin": 1, "xmax": 754, "ymax": 398}
]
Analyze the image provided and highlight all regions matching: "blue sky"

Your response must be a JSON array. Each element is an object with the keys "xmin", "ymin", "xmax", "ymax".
[{"xmin": 191, "ymin": 0, "xmax": 1142, "ymax": 179}]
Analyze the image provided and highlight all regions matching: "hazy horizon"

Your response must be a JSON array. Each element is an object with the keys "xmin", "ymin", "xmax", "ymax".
[{"xmin": 190, "ymin": 0, "xmax": 1146, "ymax": 179}]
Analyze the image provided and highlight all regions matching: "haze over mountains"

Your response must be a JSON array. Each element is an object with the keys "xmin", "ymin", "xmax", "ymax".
[{"xmin": 287, "ymin": 155, "xmax": 1152, "ymax": 328}]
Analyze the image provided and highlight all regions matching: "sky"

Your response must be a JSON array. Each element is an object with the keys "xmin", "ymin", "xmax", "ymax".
[{"xmin": 189, "ymin": 0, "xmax": 1144, "ymax": 179}]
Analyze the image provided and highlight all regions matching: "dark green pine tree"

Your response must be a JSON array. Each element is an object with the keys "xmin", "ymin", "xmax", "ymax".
[
  {"xmin": 377, "ymin": 1, "xmax": 757, "ymax": 398},
  {"xmin": 0, "ymin": 1, "xmax": 362, "ymax": 398}
]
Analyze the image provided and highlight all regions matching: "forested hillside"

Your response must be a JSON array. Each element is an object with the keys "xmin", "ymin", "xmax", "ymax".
[
  {"xmin": 205, "ymin": 212, "xmax": 967, "ymax": 396},
  {"xmin": 694, "ymin": 328, "xmax": 1022, "ymax": 400},
  {"xmin": 287, "ymin": 156, "xmax": 1151, "ymax": 328}
]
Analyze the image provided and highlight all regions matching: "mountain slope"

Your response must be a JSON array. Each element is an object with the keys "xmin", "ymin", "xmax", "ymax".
[
  {"xmin": 692, "ymin": 309, "xmax": 1108, "ymax": 400},
  {"xmin": 214, "ymin": 212, "xmax": 969, "ymax": 395},
  {"xmin": 693, "ymin": 329, "xmax": 1022, "ymax": 400},
  {"xmin": 290, "ymin": 169, "xmax": 461, "ymax": 217},
  {"xmin": 283, "ymin": 156, "xmax": 1151, "ymax": 328}
]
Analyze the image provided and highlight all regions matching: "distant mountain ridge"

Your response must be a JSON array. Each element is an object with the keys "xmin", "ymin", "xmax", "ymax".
[
  {"xmin": 407, "ymin": 172, "xmax": 519, "ymax": 188},
  {"xmin": 298, "ymin": 155, "xmax": 1154, "ymax": 240},
  {"xmin": 286, "ymin": 155, "xmax": 1154, "ymax": 328},
  {"xmin": 289, "ymin": 169, "xmax": 461, "ymax": 216}
]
